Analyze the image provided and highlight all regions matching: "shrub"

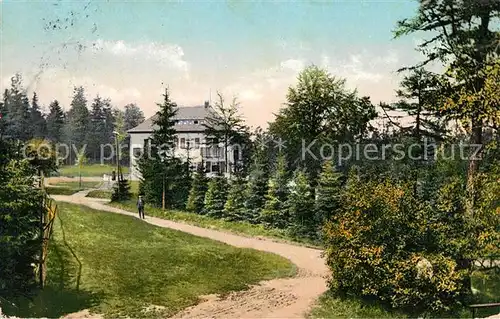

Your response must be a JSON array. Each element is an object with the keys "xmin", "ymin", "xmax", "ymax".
[
  {"xmin": 203, "ymin": 176, "xmax": 228, "ymax": 218},
  {"xmin": 323, "ymin": 169, "xmax": 491, "ymax": 315}
]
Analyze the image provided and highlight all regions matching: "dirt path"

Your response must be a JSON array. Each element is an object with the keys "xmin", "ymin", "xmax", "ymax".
[{"xmin": 51, "ymin": 191, "xmax": 329, "ymax": 319}]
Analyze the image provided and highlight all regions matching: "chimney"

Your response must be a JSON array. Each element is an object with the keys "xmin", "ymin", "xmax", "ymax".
[{"xmin": 204, "ymin": 101, "xmax": 209, "ymax": 108}]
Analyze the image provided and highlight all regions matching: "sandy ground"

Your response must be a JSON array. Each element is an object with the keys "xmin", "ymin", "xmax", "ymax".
[{"xmin": 49, "ymin": 190, "xmax": 330, "ymax": 319}]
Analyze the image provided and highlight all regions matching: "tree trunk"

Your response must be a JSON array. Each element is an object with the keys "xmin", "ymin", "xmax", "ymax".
[{"xmin": 465, "ymin": 118, "xmax": 483, "ymax": 217}]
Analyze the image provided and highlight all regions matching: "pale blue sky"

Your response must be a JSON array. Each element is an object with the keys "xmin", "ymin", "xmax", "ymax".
[{"xmin": 1, "ymin": 0, "xmax": 422, "ymax": 127}]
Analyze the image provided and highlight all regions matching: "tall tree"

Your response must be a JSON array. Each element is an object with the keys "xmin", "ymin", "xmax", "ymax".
[
  {"xmin": 30, "ymin": 92, "xmax": 47, "ymax": 139},
  {"xmin": 269, "ymin": 65, "xmax": 377, "ymax": 181},
  {"xmin": 3, "ymin": 74, "xmax": 32, "ymax": 141},
  {"xmin": 46, "ymin": 100, "xmax": 65, "ymax": 143},
  {"xmin": 385, "ymin": 68, "xmax": 446, "ymax": 140},
  {"xmin": 203, "ymin": 175, "xmax": 228, "ymax": 218},
  {"xmin": 287, "ymin": 169, "xmax": 316, "ymax": 239},
  {"xmin": 223, "ymin": 174, "xmax": 247, "ymax": 221},
  {"xmin": 394, "ymin": 0, "xmax": 500, "ymax": 214},
  {"xmin": 65, "ymin": 86, "xmax": 89, "ymax": 159},
  {"xmin": 204, "ymin": 92, "xmax": 248, "ymax": 175},
  {"xmin": 186, "ymin": 163, "xmax": 209, "ymax": 213},
  {"xmin": 87, "ymin": 96, "xmax": 114, "ymax": 162},
  {"xmin": 138, "ymin": 88, "xmax": 188, "ymax": 208},
  {"xmin": 123, "ymin": 103, "xmax": 145, "ymax": 131}
]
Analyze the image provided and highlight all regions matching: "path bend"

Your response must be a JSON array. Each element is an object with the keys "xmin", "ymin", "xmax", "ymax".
[{"xmin": 52, "ymin": 191, "xmax": 329, "ymax": 319}]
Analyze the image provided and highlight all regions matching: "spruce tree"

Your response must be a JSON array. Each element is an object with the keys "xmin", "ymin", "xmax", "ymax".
[
  {"xmin": 223, "ymin": 174, "xmax": 247, "ymax": 221},
  {"xmin": 186, "ymin": 163, "xmax": 208, "ymax": 213},
  {"xmin": 137, "ymin": 87, "xmax": 180, "ymax": 208},
  {"xmin": 203, "ymin": 175, "xmax": 228, "ymax": 218},
  {"xmin": 3, "ymin": 74, "xmax": 32, "ymax": 141},
  {"xmin": 287, "ymin": 169, "xmax": 316, "ymax": 239},
  {"xmin": 30, "ymin": 92, "xmax": 47, "ymax": 139},
  {"xmin": 261, "ymin": 153, "xmax": 289, "ymax": 228},
  {"xmin": 243, "ymin": 158, "xmax": 268, "ymax": 223},
  {"xmin": 315, "ymin": 160, "xmax": 343, "ymax": 224},
  {"xmin": 46, "ymin": 100, "xmax": 65, "ymax": 143},
  {"xmin": 65, "ymin": 86, "xmax": 89, "ymax": 153}
]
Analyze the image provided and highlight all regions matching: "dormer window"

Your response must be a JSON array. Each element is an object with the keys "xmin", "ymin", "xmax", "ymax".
[{"xmin": 194, "ymin": 120, "xmax": 199, "ymax": 124}]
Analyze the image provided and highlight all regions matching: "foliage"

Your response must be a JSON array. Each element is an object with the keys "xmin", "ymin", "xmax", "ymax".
[
  {"xmin": 23, "ymin": 138, "xmax": 58, "ymax": 176},
  {"xmin": 261, "ymin": 153, "xmax": 289, "ymax": 228},
  {"xmin": 287, "ymin": 169, "xmax": 316, "ymax": 239},
  {"xmin": 86, "ymin": 96, "xmax": 114, "ymax": 162},
  {"xmin": 204, "ymin": 92, "xmax": 249, "ymax": 175},
  {"xmin": 203, "ymin": 176, "xmax": 228, "ymax": 218},
  {"xmin": 29, "ymin": 93, "xmax": 47, "ymax": 139},
  {"xmin": 186, "ymin": 164, "xmax": 208, "ymax": 213},
  {"xmin": 0, "ymin": 139, "xmax": 44, "ymax": 301},
  {"xmin": 111, "ymin": 178, "xmax": 132, "ymax": 202},
  {"xmin": 2, "ymin": 74, "xmax": 32, "ymax": 141},
  {"xmin": 45, "ymin": 100, "xmax": 65, "ymax": 143},
  {"xmin": 315, "ymin": 160, "xmax": 342, "ymax": 224},
  {"xmin": 243, "ymin": 150, "xmax": 269, "ymax": 223},
  {"xmin": 137, "ymin": 88, "xmax": 190, "ymax": 208},
  {"xmin": 64, "ymin": 86, "xmax": 89, "ymax": 153},
  {"xmin": 223, "ymin": 174, "xmax": 247, "ymax": 221},
  {"xmin": 323, "ymin": 167, "xmax": 498, "ymax": 315},
  {"xmin": 269, "ymin": 65, "xmax": 377, "ymax": 179}
]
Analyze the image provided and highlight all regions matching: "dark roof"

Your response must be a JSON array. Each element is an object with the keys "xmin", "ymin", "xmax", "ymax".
[{"xmin": 128, "ymin": 105, "xmax": 214, "ymax": 133}]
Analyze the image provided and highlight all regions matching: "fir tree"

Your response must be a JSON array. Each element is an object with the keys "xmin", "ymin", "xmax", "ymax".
[
  {"xmin": 65, "ymin": 86, "xmax": 89, "ymax": 153},
  {"xmin": 186, "ymin": 163, "xmax": 208, "ymax": 213},
  {"xmin": 243, "ymin": 160, "xmax": 268, "ymax": 223},
  {"xmin": 261, "ymin": 153, "xmax": 289, "ymax": 228},
  {"xmin": 223, "ymin": 174, "xmax": 247, "ymax": 221},
  {"xmin": 111, "ymin": 178, "xmax": 132, "ymax": 202},
  {"xmin": 137, "ymin": 87, "xmax": 182, "ymax": 208},
  {"xmin": 30, "ymin": 92, "xmax": 47, "ymax": 139},
  {"xmin": 203, "ymin": 175, "xmax": 228, "ymax": 218},
  {"xmin": 287, "ymin": 169, "xmax": 316, "ymax": 239},
  {"xmin": 46, "ymin": 100, "xmax": 65, "ymax": 143},
  {"xmin": 315, "ymin": 160, "xmax": 343, "ymax": 224},
  {"xmin": 3, "ymin": 74, "xmax": 31, "ymax": 141}
]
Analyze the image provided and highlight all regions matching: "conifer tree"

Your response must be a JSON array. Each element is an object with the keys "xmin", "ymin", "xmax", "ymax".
[
  {"xmin": 138, "ymin": 87, "xmax": 184, "ymax": 208},
  {"xmin": 261, "ymin": 153, "xmax": 289, "ymax": 228},
  {"xmin": 223, "ymin": 174, "xmax": 247, "ymax": 221},
  {"xmin": 186, "ymin": 163, "xmax": 208, "ymax": 213},
  {"xmin": 3, "ymin": 74, "xmax": 31, "ymax": 141},
  {"xmin": 30, "ymin": 92, "xmax": 47, "ymax": 139},
  {"xmin": 46, "ymin": 100, "xmax": 65, "ymax": 143},
  {"xmin": 65, "ymin": 86, "xmax": 89, "ymax": 153},
  {"xmin": 287, "ymin": 169, "xmax": 316, "ymax": 238},
  {"xmin": 203, "ymin": 175, "xmax": 228, "ymax": 218},
  {"xmin": 315, "ymin": 160, "xmax": 343, "ymax": 224},
  {"xmin": 243, "ymin": 153, "xmax": 269, "ymax": 223}
]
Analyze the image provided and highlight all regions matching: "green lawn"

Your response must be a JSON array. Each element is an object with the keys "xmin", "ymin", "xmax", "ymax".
[
  {"xmin": 47, "ymin": 181, "xmax": 102, "ymax": 196},
  {"xmin": 109, "ymin": 200, "xmax": 321, "ymax": 248},
  {"xmin": 86, "ymin": 189, "xmax": 112, "ymax": 199},
  {"xmin": 46, "ymin": 186, "xmax": 82, "ymax": 196},
  {"xmin": 308, "ymin": 269, "xmax": 500, "ymax": 319},
  {"xmin": 3, "ymin": 203, "xmax": 295, "ymax": 318},
  {"xmin": 55, "ymin": 181, "xmax": 102, "ymax": 189},
  {"xmin": 58, "ymin": 164, "xmax": 129, "ymax": 177}
]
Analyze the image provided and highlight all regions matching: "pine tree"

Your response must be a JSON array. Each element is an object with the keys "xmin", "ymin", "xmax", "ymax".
[
  {"xmin": 223, "ymin": 174, "xmax": 247, "ymax": 221},
  {"xmin": 203, "ymin": 175, "xmax": 228, "ymax": 218},
  {"xmin": 287, "ymin": 169, "xmax": 316, "ymax": 239},
  {"xmin": 186, "ymin": 163, "xmax": 208, "ymax": 213},
  {"xmin": 30, "ymin": 92, "xmax": 47, "ymax": 139},
  {"xmin": 65, "ymin": 86, "xmax": 89, "ymax": 154},
  {"xmin": 111, "ymin": 178, "xmax": 132, "ymax": 202},
  {"xmin": 137, "ymin": 87, "xmax": 181, "ymax": 208},
  {"xmin": 46, "ymin": 100, "xmax": 65, "ymax": 143},
  {"xmin": 243, "ymin": 159, "xmax": 268, "ymax": 223},
  {"xmin": 3, "ymin": 74, "xmax": 32, "ymax": 141},
  {"xmin": 315, "ymin": 160, "xmax": 343, "ymax": 224},
  {"xmin": 87, "ymin": 96, "xmax": 114, "ymax": 162},
  {"xmin": 261, "ymin": 153, "xmax": 289, "ymax": 228}
]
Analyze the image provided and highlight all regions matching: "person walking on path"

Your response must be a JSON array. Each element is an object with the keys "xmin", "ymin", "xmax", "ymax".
[{"xmin": 137, "ymin": 195, "xmax": 145, "ymax": 219}]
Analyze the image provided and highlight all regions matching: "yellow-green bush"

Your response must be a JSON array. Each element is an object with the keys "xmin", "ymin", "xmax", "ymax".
[{"xmin": 323, "ymin": 168, "xmax": 497, "ymax": 315}]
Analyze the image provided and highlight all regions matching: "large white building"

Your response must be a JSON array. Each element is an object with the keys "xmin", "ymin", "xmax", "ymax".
[{"xmin": 128, "ymin": 102, "xmax": 241, "ymax": 180}]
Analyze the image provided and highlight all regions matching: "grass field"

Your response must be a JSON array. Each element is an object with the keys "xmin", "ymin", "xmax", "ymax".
[
  {"xmin": 86, "ymin": 181, "xmax": 138, "ymax": 199},
  {"xmin": 109, "ymin": 200, "xmax": 321, "ymax": 248},
  {"xmin": 58, "ymin": 164, "xmax": 129, "ymax": 177},
  {"xmin": 3, "ymin": 203, "xmax": 295, "ymax": 318},
  {"xmin": 46, "ymin": 181, "xmax": 102, "ymax": 196},
  {"xmin": 308, "ymin": 269, "xmax": 500, "ymax": 319}
]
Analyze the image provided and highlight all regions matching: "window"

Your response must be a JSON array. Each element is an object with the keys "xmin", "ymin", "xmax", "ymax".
[
  {"xmin": 174, "ymin": 137, "xmax": 179, "ymax": 148},
  {"xmin": 194, "ymin": 120, "xmax": 199, "ymax": 124},
  {"xmin": 194, "ymin": 138, "xmax": 200, "ymax": 149},
  {"xmin": 180, "ymin": 138, "xmax": 186, "ymax": 149}
]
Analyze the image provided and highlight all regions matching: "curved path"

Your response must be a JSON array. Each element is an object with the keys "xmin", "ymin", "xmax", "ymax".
[{"xmin": 51, "ymin": 191, "xmax": 330, "ymax": 319}]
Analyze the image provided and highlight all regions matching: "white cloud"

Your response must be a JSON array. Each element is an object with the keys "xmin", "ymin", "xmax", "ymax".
[
  {"xmin": 91, "ymin": 39, "xmax": 189, "ymax": 74},
  {"xmin": 280, "ymin": 59, "xmax": 305, "ymax": 73}
]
